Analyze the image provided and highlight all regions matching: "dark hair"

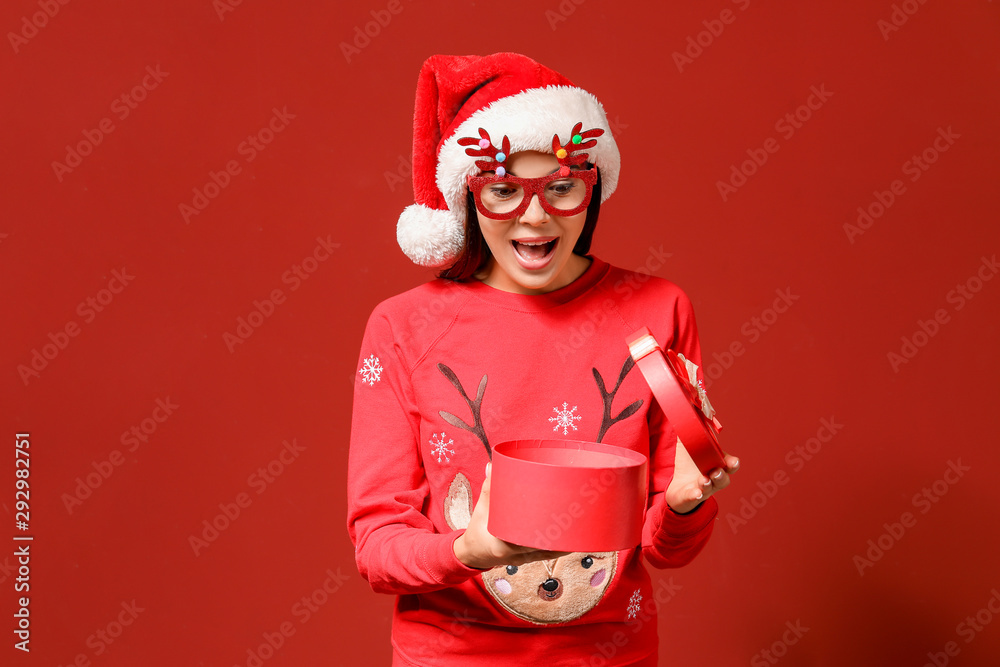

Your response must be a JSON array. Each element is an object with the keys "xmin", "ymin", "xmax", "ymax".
[{"xmin": 438, "ymin": 168, "xmax": 603, "ymax": 282}]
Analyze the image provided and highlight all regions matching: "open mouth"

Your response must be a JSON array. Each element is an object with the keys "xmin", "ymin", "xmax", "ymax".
[{"xmin": 511, "ymin": 238, "xmax": 558, "ymax": 269}]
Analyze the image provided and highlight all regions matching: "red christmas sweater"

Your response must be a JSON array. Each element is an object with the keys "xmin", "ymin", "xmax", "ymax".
[{"xmin": 347, "ymin": 257, "xmax": 718, "ymax": 666}]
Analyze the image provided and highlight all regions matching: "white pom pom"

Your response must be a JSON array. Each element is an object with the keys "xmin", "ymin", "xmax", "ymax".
[{"xmin": 396, "ymin": 204, "xmax": 465, "ymax": 268}]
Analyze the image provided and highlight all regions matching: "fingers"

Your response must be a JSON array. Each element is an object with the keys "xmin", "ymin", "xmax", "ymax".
[
  {"xmin": 686, "ymin": 480, "xmax": 707, "ymax": 504},
  {"xmin": 706, "ymin": 467, "xmax": 731, "ymax": 491},
  {"xmin": 665, "ymin": 446, "xmax": 742, "ymax": 515},
  {"xmin": 456, "ymin": 462, "xmax": 496, "ymax": 569},
  {"xmin": 477, "ymin": 462, "xmax": 492, "ymax": 510},
  {"xmin": 705, "ymin": 453, "xmax": 740, "ymax": 492}
]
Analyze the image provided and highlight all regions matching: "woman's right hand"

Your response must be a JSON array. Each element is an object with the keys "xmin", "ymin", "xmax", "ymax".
[{"xmin": 453, "ymin": 463, "xmax": 570, "ymax": 570}]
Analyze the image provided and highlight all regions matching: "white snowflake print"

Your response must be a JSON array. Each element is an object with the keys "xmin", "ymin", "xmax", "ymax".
[
  {"xmin": 548, "ymin": 402, "xmax": 582, "ymax": 435},
  {"xmin": 627, "ymin": 589, "xmax": 642, "ymax": 620},
  {"xmin": 358, "ymin": 354, "xmax": 383, "ymax": 386},
  {"xmin": 429, "ymin": 432, "xmax": 455, "ymax": 463}
]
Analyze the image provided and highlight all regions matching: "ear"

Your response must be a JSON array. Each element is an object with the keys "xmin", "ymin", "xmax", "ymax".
[{"xmin": 444, "ymin": 472, "xmax": 473, "ymax": 530}]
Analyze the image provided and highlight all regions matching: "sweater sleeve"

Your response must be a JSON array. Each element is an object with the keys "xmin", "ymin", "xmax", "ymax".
[
  {"xmin": 640, "ymin": 287, "xmax": 718, "ymax": 569},
  {"xmin": 346, "ymin": 307, "xmax": 484, "ymax": 594}
]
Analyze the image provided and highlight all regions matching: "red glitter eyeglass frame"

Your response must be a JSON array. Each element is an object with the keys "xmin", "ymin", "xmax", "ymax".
[{"xmin": 466, "ymin": 167, "xmax": 599, "ymax": 220}]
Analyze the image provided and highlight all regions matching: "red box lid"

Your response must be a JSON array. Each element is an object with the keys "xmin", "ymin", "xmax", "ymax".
[{"xmin": 625, "ymin": 326, "xmax": 725, "ymax": 476}]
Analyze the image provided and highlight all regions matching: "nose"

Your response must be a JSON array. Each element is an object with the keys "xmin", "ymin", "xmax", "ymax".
[
  {"xmin": 537, "ymin": 578, "xmax": 563, "ymax": 601},
  {"xmin": 519, "ymin": 194, "xmax": 548, "ymax": 225}
]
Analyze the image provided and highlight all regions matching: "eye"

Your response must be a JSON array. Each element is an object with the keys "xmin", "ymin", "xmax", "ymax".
[
  {"xmin": 506, "ymin": 565, "xmax": 518, "ymax": 575},
  {"xmin": 547, "ymin": 180, "xmax": 577, "ymax": 196},
  {"xmin": 581, "ymin": 556, "xmax": 594, "ymax": 569},
  {"xmin": 487, "ymin": 185, "xmax": 519, "ymax": 199}
]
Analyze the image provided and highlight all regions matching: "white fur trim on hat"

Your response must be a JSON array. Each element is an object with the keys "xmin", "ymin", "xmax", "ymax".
[
  {"xmin": 436, "ymin": 85, "xmax": 621, "ymax": 224},
  {"xmin": 397, "ymin": 203, "xmax": 465, "ymax": 267}
]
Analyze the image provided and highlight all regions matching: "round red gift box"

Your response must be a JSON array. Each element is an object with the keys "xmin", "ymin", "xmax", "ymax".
[{"xmin": 488, "ymin": 439, "xmax": 648, "ymax": 552}]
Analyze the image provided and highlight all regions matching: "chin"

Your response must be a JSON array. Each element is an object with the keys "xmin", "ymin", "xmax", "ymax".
[
  {"xmin": 513, "ymin": 274, "xmax": 559, "ymax": 293},
  {"xmin": 499, "ymin": 256, "xmax": 574, "ymax": 294}
]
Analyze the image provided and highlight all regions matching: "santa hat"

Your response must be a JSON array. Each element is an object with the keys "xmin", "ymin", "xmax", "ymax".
[{"xmin": 397, "ymin": 53, "xmax": 621, "ymax": 267}]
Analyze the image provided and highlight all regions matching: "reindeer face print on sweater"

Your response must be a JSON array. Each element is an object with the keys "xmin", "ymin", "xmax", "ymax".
[
  {"xmin": 445, "ymin": 473, "xmax": 618, "ymax": 625},
  {"xmin": 482, "ymin": 551, "xmax": 617, "ymax": 624}
]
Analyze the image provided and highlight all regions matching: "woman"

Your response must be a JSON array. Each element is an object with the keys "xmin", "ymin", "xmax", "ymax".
[{"xmin": 348, "ymin": 53, "xmax": 739, "ymax": 666}]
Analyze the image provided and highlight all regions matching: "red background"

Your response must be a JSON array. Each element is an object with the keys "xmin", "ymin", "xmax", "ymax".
[{"xmin": 3, "ymin": 1, "xmax": 999, "ymax": 665}]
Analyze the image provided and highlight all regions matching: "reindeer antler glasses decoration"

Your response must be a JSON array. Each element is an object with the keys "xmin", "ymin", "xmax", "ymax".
[{"xmin": 461, "ymin": 123, "xmax": 604, "ymax": 220}]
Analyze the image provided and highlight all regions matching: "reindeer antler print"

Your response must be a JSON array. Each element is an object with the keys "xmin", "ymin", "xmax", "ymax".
[
  {"xmin": 437, "ymin": 363, "xmax": 492, "ymax": 460},
  {"xmin": 593, "ymin": 356, "xmax": 643, "ymax": 443}
]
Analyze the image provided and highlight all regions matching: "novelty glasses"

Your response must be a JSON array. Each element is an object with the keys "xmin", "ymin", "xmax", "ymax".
[{"xmin": 467, "ymin": 167, "xmax": 598, "ymax": 220}]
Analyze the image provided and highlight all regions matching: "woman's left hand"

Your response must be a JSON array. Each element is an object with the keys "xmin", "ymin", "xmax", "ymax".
[{"xmin": 664, "ymin": 438, "xmax": 740, "ymax": 515}]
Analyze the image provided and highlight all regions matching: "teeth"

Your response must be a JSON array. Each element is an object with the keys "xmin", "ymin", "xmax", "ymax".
[{"xmin": 516, "ymin": 240, "xmax": 550, "ymax": 246}]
